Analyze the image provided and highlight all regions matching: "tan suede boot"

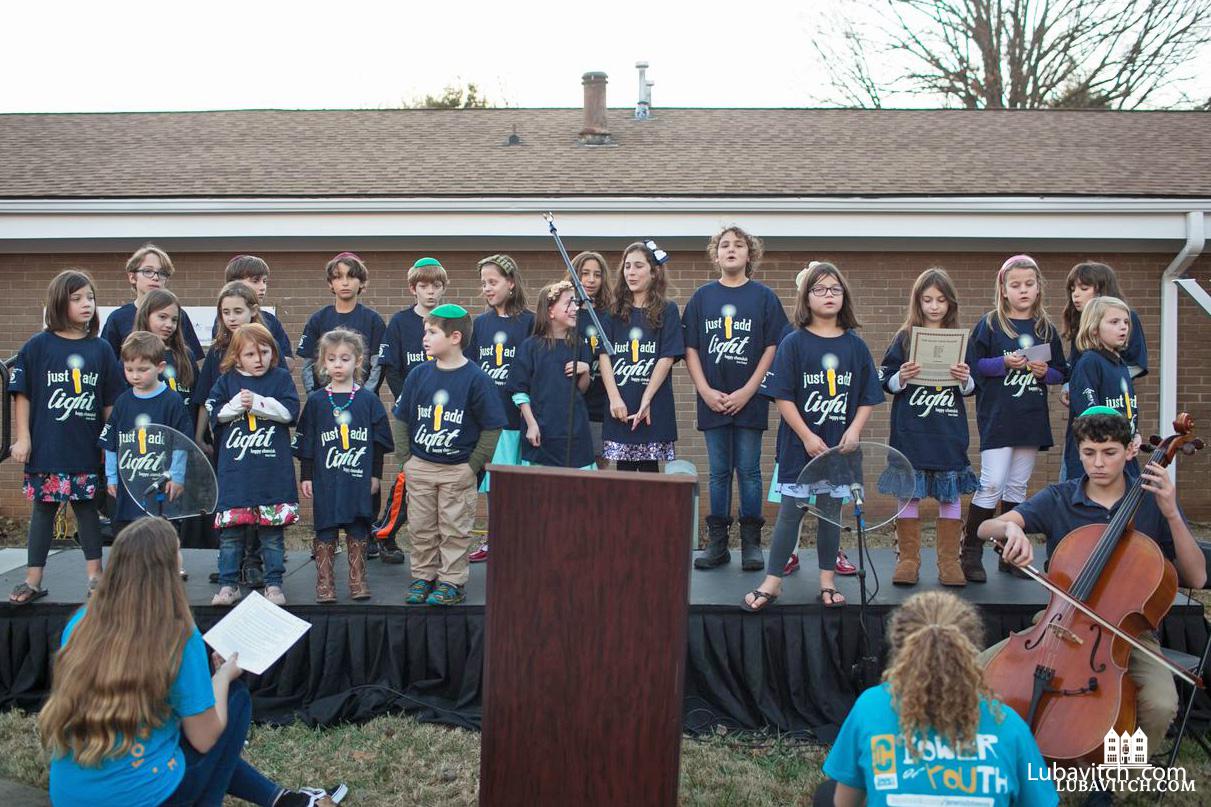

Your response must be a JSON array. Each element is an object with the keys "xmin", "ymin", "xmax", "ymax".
[
  {"xmin": 936, "ymin": 518, "xmax": 967, "ymax": 586},
  {"xmin": 892, "ymin": 518, "xmax": 921, "ymax": 585},
  {"xmin": 314, "ymin": 540, "xmax": 337, "ymax": 603},
  {"xmin": 347, "ymin": 537, "xmax": 371, "ymax": 600}
]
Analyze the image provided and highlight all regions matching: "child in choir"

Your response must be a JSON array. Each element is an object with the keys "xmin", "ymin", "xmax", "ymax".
[
  {"xmin": 98, "ymin": 332, "xmax": 193, "ymax": 536},
  {"xmin": 195, "ymin": 282, "xmax": 265, "ymax": 450},
  {"xmin": 215, "ymin": 255, "xmax": 293, "ymax": 367},
  {"xmin": 9, "ymin": 270, "xmax": 125, "ymax": 603},
  {"xmin": 101, "ymin": 244, "xmax": 204, "ymax": 362},
  {"xmin": 572, "ymin": 251, "xmax": 613, "ymax": 468},
  {"xmin": 1064, "ymin": 296, "xmax": 1140, "ymax": 480},
  {"xmin": 508, "ymin": 280, "xmax": 594, "ymax": 468},
  {"xmin": 294, "ymin": 329, "xmax": 393, "ymax": 603},
  {"xmin": 380, "ymin": 257, "xmax": 447, "ymax": 401},
  {"xmin": 392, "ymin": 305, "xmax": 506, "ymax": 606},
  {"xmin": 135, "ymin": 289, "xmax": 197, "ymax": 410},
  {"xmin": 684, "ymin": 226, "xmax": 787, "ymax": 571},
  {"xmin": 743, "ymin": 262, "xmax": 883, "ymax": 612},
  {"xmin": 880, "ymin": 268, "xmax": 977, "ymax": 587},
  {"xmin": 297, "ymin": 252, "xmax": 386, "ymax": 394},
  {"xmin": 598, "ymin": 240, "xmax": 685, "ymax": 472},
  {"xmin": 465, "ymin": 254, "xmax": 534, "ymax": 562},
  {"xmin": 961, "ymin": 255, "xmax": 1068, "ymax": 582},
  {"xmin": 1059, "ymin": 261, "xmax": 1148, "ymax": 479},
  {"xmin": 206, "ymin": 324, "xmax": 300, "ymax": 607}
]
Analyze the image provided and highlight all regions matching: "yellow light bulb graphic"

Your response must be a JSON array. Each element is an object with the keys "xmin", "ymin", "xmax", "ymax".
[
  {"xmin": 822, "ymin": 354, "xmax": 839, "ymax": 397},
  {"xmin": 247, "ymin": 413, "xmax": 257, "ymax": 431},
  {"xmin": 629, "ymin": 327, "xmax": 643, "ymax": 363},
  {"xmin": 1121, "ymin": 377, "xmax": 1133, "ymax": 423},
  {"xmin": 136, "ymin": 414, "xmax": 150, "ymax": 455},
  {"xmin": 165, "ymin": 366, "xmax": 177, "ymax": 392},
  {"xmin": 493, "ymin": 332, "xmax": 507, "ymax": 366},
  {"xmin": 338, "ymin": 411, "xmax": 351, "ymax": 450},
  {"xmin": 67, "ymin": 354, "xmax": 84, "ymax": 394},
  {"xmin": 721, "ymin": 305, "xmax": 737, "ymax": 340},
  {"xmin": 587, "ymin": 327, "xmax": 598, "ymax": 352},
  {"xmin": 433, "ymin": 390, "xmax": 449, "ymax": 431}
]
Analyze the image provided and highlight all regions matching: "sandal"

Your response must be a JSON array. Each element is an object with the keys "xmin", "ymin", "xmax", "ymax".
[
  {"xmin": 740, "ymin": 589, "xmax": 779, "ymax": 613},
  {"xmin": 405, "ymin": 578, "xmax": 435, "ymax": 605},
  {"xmin": 818, "ymin": 587, "xmax": 846, "ymax": 608},
  {"xmin": 9, "ymin": 582, "xmax": 48, "ymax": 605}
]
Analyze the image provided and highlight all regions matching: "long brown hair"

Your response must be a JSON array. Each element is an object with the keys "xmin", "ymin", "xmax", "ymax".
[
  {"xmin": 986, "ymin": 255, "xmax": 1056, "ymax": 342},
  {"xmin": 221, "ymin": 323, "xmax": 280, "ymax": 374},
  {"xmin": 213, "ymin": 281, "xmax": 263, "ymax": 356},
  {"xmin": 136, "ymin": 289, "xmax": 194, "ymax": 388},
  {"xmin": 895, "ymin": 267, "xmax": 960, "ymax": 345},
  {"xmin": 533, "ymin": 280, "xmax": 578, "ymax": 349},
  {"xmin": 39, "ymin": 519, "xmax": 194, "ymax": 766},
  {"xmin": 793, "ymin": 261, "xmax": 860, "ymax": 330},
  {"xmin": 572, "ymin": 251, "xmax": 613, "ymax": 312},
  {"xmin": 478, "ymin": 254, "xmax": 528, "ymax": 317},
  {"xmin": 885, "ymin": 591, "xmax": 998, "ymax": 754},
  {"xmin": 44, "ymin": 269, "xmax": 100, "ymax": 338},
  {"xmin": 1062, "ymin": 261, "xmax": 1126, "ymax": 342},
  {"xmin": 612, "ymin": 241, "xmax": 672, "ymax": 329}
]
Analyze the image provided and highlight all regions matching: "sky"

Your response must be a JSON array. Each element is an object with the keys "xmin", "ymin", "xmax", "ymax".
[{"xmin": 3, "ymin": 1, "xmax": 1207, "ymax": 112}]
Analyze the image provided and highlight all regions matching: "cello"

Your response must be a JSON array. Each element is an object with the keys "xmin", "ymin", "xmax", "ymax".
[{"xmin": 982, "ymin": 414, "xmax": 1205, "ymax": 765}]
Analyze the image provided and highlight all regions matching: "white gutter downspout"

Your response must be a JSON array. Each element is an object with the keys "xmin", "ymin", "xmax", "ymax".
[{"xmin": 1159, "ymin": 211, "xmax": 1205, "ymax": 481}]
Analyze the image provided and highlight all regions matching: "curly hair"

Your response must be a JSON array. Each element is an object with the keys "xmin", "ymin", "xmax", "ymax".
[
  {"xmin": 885, "ymin": 591, "xmax": 999, "ymax": 754},
  {"xmin": 706, "ymin": 225, "xmax": 765, "ymax": 277}
]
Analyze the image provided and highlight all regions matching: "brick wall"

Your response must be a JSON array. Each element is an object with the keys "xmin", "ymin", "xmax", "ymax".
[{"xmin": 2, "ymin": 248, "xmax": 1208, "ymax": 520}]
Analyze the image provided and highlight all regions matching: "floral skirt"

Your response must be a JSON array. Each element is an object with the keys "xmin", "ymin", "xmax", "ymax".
[
  {"xmin": 601, "ymin": 441, "xmax": 675, "ymax": 462},
  {"xmin": 215, "ymin": 503, "xmax": 299, "ymax": 529},
  {"xmin": 24, "ymin": 472, "xmax": 99, "ymax": 503}
]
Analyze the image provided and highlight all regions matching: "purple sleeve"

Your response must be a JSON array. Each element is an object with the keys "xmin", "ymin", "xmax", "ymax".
[
  {"xmin": 976, "ymin": 356, "xmax": 1007, "ymax": 377},
  {"xmin": 1043, "ymin": 367, "xmax": 1064, "ymax": 385}
]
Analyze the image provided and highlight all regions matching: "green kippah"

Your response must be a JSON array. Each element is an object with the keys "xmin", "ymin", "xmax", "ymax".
[
  {"xmin": 1079, "ymin": 405, "xmax": 1123, "ymax": 419},
  {"xmin": 431, "ymin": 303, "xmax": 468, "ymax": 319},
  {"xmin": 412, "ymin": 257, "xmax": 443, "ymax": 269}
]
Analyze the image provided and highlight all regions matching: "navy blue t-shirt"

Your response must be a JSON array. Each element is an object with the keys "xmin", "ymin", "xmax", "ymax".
[
  {"xmin": 210, "ymin": 310, "xmax": 293, "ymax": 359},
  {"xmin": 507, "ymin": 336, "xmax": 594, "ymax": 468},
  {"xmin": 293, "ymin": 387, "xmax": 393, "ymax": 531},
  {"xmin": 206, "ymin": 367, "xmax": 299, "ymax": 511},
  {"xmin": 1063, "ymin": 348, "xmax": 1140, "ymax": 480},
  {"xmin": 968, "ymin": 316, "xmax": 1068, "ymax": 451},
  {"xmin": 1016, "ymin": 476, "xmax": 1178, "ymax": 561},
  {"xmin": 1068, "ymin": 309, "xmax": 1148, "ymax": 378},
  {"xmin": 682, "ymin": 280, "xmax": 788, "ymax": 431},
  {"xmin": 601, "ymin": 302, "xmax": 685, "ymax": 446},
  {"xmin": 98, "ymin": 386, "xmax": 193, "ymax": 522},
  {"xmin": 194, "ymin": 346, "xmax": 223, "ymax": 413},
  {"xmin": 761, "ymin": 329, "xmax": 884, "ymax": 486},
  {"xmin": 9, "ymin": 332, "xmax": 126, "ymax": 474},
  {"xmin": 577, "ymin": 312, "xmax": 609, "ymax": 422},
  {"xmin": 162, "ymin": 351, "xmax": 199, "ymax": 412},
  {"xmin": 102, "ymin": 303, "xmax": 204, "ymax": 362},
  {"xmin": 880, "ymin": 333, "xmax": 974, "ymax": 472},
  {"xmin": 377, "ymin": 307, "xmax": 431, "ymax": 382},
  {"xmin": 466, "ymin": 309, "xmax": 536, "ymax": 431},
  {"xmin": 394, "ymin": 361, "xmax": 508, "ymax": 465},
  {"xmin": 297, "ymin": 303, "xmax": 386, "ymax": 386}
]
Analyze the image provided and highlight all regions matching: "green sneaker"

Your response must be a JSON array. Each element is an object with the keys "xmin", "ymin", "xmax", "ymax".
[
  {"xmin": 426, "ymin": 582, "xmax": 466, "ymax": 606},
  {"xmin": 405, "ymin": 578, "xmax": 434, "ymax": 605}
]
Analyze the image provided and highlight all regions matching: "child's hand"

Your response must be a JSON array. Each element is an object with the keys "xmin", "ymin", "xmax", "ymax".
[
  {"xmin": 166, "ymin": 481, "xmax": 184, "ymax": 502},
  {"xmin": 564, "ymin": 361, "xmax": 589, "ymax": 378},
  {"xmin": 949, "ymin": 362, "xmax": 970, "ymax": 384},
  {"xmin": 1004, "ymin": 353, "xmax": 1028, "ymax": 371},
  {"xmin": 1060, "ymin": 389, "xmax": 1070, "ymax": 407},
  {"xmin": 1027, "ymin": 360, "xmax": 1048, "ymax": 379},
  {"xmin": 839, "ymin": 425, "xmax": 861, "ymax": 453},
  {"xmin": 609, "ymin": 395, "xmax": 629, "ymax": 422},
  {"xmin": 107, "ymin": 483, "xmax": 117, "ymax": 499},
  {"xmin": 723, "ymin": 387, "xmax": 754, "ymax": 415},
  {"xmin": 801, "ymin": 432, "xmax": 828, "ymax": 458},
  {"xmin": 213, "ymin": 651, "xmax": 243, "ymax": 683},
  {"xmin": 371, "ymin": 477, "xmax": 380, "ymax": 495},
  {"xmin": 10, "ymin": 438, "xmax": 29, "ymax": 464},
  {"xmin": 628, "ymin": 399, "xmax": 652, "ymax": 431},
  {"xmin": 300, "ymin": 481, "xmax": 313, "ymax": 499},
  {"xmin": 702, "ymin": 388, "xmax": 728, "ymax": 414},
  {"xmin": 526, "ymin": 422, "xmax": 542, "ymax": 447},
  {"xmin": 239, "ymin": 390, "xmax": 254, "ymax": 411},
  {"xmin": 899, "ymin": 361, "xmax": 921, "ymax": 381}
]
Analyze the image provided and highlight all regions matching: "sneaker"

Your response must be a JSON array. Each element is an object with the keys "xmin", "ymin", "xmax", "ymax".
[
  {"xmin": 782, "ymin": 553, "xmax": 800, "ymax": 575},
  {"xmin": 366, "ymin": 540, "xmax": 380, "ymax": 560},
  {"xmin": 468, "ymin": 542, "xmax": 489, "ymax": 563},
  {"xmin": 426, "ymin": 581, "xmax": 466, "ymax": 606},
  {"xmin": 212, "ymin": 586, "xmax": 241, "ymax": 607},
  {"xmin": 835, "ymin": 551, "xmax": 857, "ymax": 576},
  {"xmin": 264, "ymin": 585, "xmax": 287, "ymax": 606},
  {"xmin": 405, "ymin": 578, "xmax": 435, "ymax": 605},
  {"xmin": 274, "ymin": 784, "xmax": 348, "ymax": 807},
  {"xmin": 378, "ymin": 538, "xmax": 406, "ymax": 564}
]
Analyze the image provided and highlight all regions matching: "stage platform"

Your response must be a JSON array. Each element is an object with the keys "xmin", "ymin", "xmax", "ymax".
[{"xmin": 2, "ymin": 547, "xmax": 1207, "ymax": 741}]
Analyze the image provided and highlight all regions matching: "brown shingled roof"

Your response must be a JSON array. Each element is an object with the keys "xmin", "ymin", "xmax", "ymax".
[{"xmin": 0, "ymin": 108, "xmax": 1208, "ymax": 199}]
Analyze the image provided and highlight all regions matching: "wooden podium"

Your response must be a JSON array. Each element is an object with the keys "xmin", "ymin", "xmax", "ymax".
[{"xmin": 479, "ymin": 465, "xmax": 696, "ymax": 806}]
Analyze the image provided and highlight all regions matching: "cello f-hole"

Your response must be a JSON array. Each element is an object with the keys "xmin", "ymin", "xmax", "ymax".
[
  {"xmin": 1025, "ymin": 614, "xmax": 1061, "ymax": 651},
  {"xmin": 1088, "ymin": 624, "xmax": 1107, "ymax": 674}
]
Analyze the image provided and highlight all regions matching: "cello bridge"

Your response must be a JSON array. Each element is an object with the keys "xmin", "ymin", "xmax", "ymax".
[{"xmin": 1047, "ymin": 623, "xmax": 1083, "ymax": 645}]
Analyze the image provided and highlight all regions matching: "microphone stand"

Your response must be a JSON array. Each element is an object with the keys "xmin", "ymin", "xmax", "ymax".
[
  {"xmin": 543, "ymin": 213, "xmax": 616, "ymax": 468},
  {"xmin": 849, "ymin": 483, "xmax": 878, "ymax": 690}
]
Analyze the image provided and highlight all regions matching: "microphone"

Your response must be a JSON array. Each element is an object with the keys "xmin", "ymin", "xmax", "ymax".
[
  {"xmin": 849, "ymin": 482, "xmax": 865, "ymax": 507},
  {"xmin": 143, "ymin": 471, "xmax": 173, "ymax": 498}
]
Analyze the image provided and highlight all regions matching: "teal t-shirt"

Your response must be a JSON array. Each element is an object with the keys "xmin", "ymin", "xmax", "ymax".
[
  {"xmin": 823, "ymin": 683, "xmax": 1058, "ymax": 806},
  {"xmin": 49, "ymin": 609, "xmax": 215, "ymax": 807}
]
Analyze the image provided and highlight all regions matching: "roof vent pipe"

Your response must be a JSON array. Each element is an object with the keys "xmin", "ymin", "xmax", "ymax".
[
  {"xmin": 635, "ymin": 62, "xmax": 652, "ymax": 119},
  {"xmin": 580, "ymin": 72, "xmax": 612, "ymax": 145}
]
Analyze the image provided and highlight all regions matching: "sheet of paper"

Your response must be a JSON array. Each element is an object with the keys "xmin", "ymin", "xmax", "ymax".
[
  {"xmin": 1014, "ymin": 342, "xmax": 1052, "ymax": 363},
  {"xmin": 907, "ymin": 327, "xmax": 969, "ymax": 387},
  {"xmin": 203, "ymin": 590, "xmax": 310, "ymax": 675}
]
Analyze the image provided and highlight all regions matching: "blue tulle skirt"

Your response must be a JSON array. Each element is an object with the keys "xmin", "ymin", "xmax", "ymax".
[{"xmin": 877, "ymin": 466, "xmax": 978, "ymax": 504}]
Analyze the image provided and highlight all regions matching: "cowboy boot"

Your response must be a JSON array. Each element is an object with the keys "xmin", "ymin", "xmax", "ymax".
[
  {"xmin": 997, "ymin": 500, "xmax": 1030, "ymax": 578},
  {"xmin": 961, "ymin": 504, "xmax": 996, "ymax": 583},
  {"xmin": 936, "ymin": 518, "xmax": 966, "ymax": 586},
  {"xmin": 314, "ymin": 540, "xmax": 337, "ymax": 604},
  {"xmin": 892, "ymin": 518, "xmax": 921, "ymax": 585},
  {"xmin": 739, "ymin": 517, "xmax": 765, "ymax": 571},
  {"xmin": 347, "ymin": 537, "xmax": 371, "ymax": 600},
  {"xmin": 694, "ymin": 516, "xmax": 732, "ymax": 570}
]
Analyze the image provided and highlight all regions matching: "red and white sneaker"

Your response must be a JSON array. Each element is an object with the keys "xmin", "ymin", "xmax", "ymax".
[
  {"xmin": 835, "ymin": 551, "xmax": 857, "ymax": 576},
  {"xmin": 468, "ymin": 542, "xmax": 489, "ymax": 563},
  {"xmin": 782, "ymin": 552, "xmax": 800, "ymax": 575}
]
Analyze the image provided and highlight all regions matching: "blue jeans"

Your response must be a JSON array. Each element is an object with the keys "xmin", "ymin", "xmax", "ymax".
[
  {"xmin": 162, "ymin": 680, "xmax": 281, "ymax": 807},
  {"xmin": 703, "ymin": 425, "xmax": 764, "ymax": 521},
  {"xmin": 218, "ymin": 525, "xmax": 284, "ymax": 587}
]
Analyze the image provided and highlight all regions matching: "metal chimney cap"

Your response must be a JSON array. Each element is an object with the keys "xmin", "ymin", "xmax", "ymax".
[
  {"xmin": 635, "ymin": 61, "xmax": 649, "ymax": 69},
  {"xmin": 582, "ymin": 71, "xmax": 608, "ymax": 82}
]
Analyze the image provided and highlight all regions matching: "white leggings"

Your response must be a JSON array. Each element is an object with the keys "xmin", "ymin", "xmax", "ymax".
[{"xmin": 972, "ymin": 447, "xmax": 1038, "ymax": 509}]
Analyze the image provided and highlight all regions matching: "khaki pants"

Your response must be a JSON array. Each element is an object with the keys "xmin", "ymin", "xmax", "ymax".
[
  {"xmin": 405, "ymin": 456, "xmax": 478, "ymax": 586},
  {"xmin": 978, "ymin": 623, "xmax": 1178, "ymax": 752}
]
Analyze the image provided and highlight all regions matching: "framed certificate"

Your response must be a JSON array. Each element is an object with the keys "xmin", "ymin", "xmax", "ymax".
[{"xmin": 907, "ymin": 327, "xmax": 969, "ymax": 387}]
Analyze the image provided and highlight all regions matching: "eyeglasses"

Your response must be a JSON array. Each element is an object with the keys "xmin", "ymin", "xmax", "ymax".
[
  {"xmin": 136, "ymin": 269, "xmax": 169, "ymax": 280},
  {"xmin": 810, "ymin": 285, "xmax": 845, "ymax": 297}
]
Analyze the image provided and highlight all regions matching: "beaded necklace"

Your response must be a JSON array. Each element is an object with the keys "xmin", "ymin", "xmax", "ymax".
[{"xmin": 325, "ymin": 383, "xmax": 359, "ymax": 419}]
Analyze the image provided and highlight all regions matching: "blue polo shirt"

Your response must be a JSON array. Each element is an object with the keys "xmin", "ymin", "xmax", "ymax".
[{"xmin": 1014, "ymin": 476, "xmax": 1179, "ymax": 561}]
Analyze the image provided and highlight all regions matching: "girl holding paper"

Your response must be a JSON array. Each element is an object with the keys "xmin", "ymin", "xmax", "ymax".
[
  {"xmin": 961, "ymin": 255, "xmax": 1067, "ymax": 583},
  {"xmin": 880, "ymin": 268, "xmax": 977, "ymax": 587},
  {"xmin": 39, "ymin": 518, "xmax": 343, "ymax": 807}
]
